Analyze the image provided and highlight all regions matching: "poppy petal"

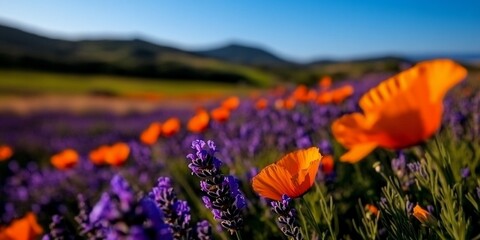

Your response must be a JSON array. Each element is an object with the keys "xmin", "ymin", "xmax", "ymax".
[
  {"xmin": 332, "ymin": 59, "xmax": 466, "ymax": 163},
  {"xmin": 276, "ymin": 147, "xmax": 321, "ymax": 176},
  {"xmin": 420, "ymin": 59, "xmax": 467, "ymax": 102},
  {"xmin": 331, "ymin": 113, "xmax": 372, "ymax": 148},
  {"xmin": 294, "ymin": 158, "xmax": 321, "ymax": 190},
  {"xmin": 340, "ymin": 142, "xmax": 378, "ymax": 163},
  {"xmin": 252, "ymin": 164, "xmax": 295, "ymax": 201},
  {"xmin": 188, "ymin": 109, "xmax": 210, "ymax": 133},
  {"xmin": 162, "ymin": 118, "xmax": 181, "ymax": 137},
  {"xmin": 359, "ymin": 59, "xmax": 466, "ymax": 115}
]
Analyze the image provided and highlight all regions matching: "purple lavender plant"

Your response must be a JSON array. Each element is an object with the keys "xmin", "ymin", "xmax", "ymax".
[
  {"xmin": 89, "ymin": 175, "xmax": 173, "ymax": 240},
  {"xmin": 192, "ymin": 220, "xmax": 213, "ymax": 240},
  {"xmin": 74, "ymin": 194, "xmax": 105, "ymax": 239},
  {"xmin": 186, "ymin": 139, "xmax": 246, "ymax": 235},
  {"xmin": 149, "ymin": 176, "xmax": 194, "ymax": 239},
  {"xmin": 460, "ymin": 167, "xmax": 470, "ymax": 179},
  {"xmin": 391, "ymin": 152, "xmax": 415, "ymax": 190},
  {"xmin": 270, "ymin": 195, "xmax": 303, "ymax": 240},
  {"xmin": 42, "ymin": 215, "xmax": 73, "ymax": 240},
  {"xmin": 476, "ymin": 186, "xmax": 480, "ymax": 200}
]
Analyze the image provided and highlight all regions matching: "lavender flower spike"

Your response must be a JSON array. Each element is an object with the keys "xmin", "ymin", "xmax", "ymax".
[
  {"xmin": 149, "ymin": 176, "xmax": 192, "ymax": 239},
  {"xmin": 186, "ymin": 139, "xmax": 245, "ymax": 235},
  {"xmin": 193, "ymin": 220, "xmax": 213, "ymax": 240},
  {"xmin": 89, "ymin": 175, "xmax": 173, "ymax": 240},
  {"xmin": 42, "ymin": 215, "xmax": 72, "ymax": 240},
  {"xmin": 75, "ymin": 194, "xmax": 105, "ymax": 239},
  {"xmin": 271, "ymin": 195, "xmax": 303, "ymax": 240}
]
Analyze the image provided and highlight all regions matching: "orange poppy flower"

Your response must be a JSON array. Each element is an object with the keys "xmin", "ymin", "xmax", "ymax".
[
  {"xmin": 252, "ymin": 147, "xmax": 322, "ymax": 201},
  {"xmin": 307, "ymin": 89, "xmax": 317, "ymax": 101},
  {"xmin": 316, "ymin": 85, "xmax": 354, "ymax": 105},
  {"xmin": 162, "ymin": 117, "xmax": 181, "ymax": 137},
  {"xmin": 274, "ymin": 97, "xmax": 296, "ymax": 110},
  {"xmin": 105, "ymin": 142, "xmax": 130, "ymax": 166},
  {"xmin": 413, "ymin": 204, "xmax": 436, "ymax": 225},
  {"xmin": 51, "ymin": 149, "xmax": 79, "ymax": 170},
  {"xmin": 255, "ymin": 98, "xmax": 268, "ymax": 110},
  {"xmin": 320, "ymin": 155, "xmax": 335, "ymax": 175},
  {"xmin": 316, "ymin": 92, "xmax": 333, "ymax": 105},
  {"xmin": 319, "ymin": 76, "xmax": 332, "ymax": 90},
  {"xmin": 292, "ymin": 85, "xmax": 310, "ymax": 103},
  {"xmin": 365, "ymin": 204, "xmax": 379, "ymax": 216},
  {"xmin": 0, "ymin": 212, "xmax": 43, "ymax": 240},
  {"xmin": 89, "ymin": 145, "xmax": 110, "ymax": 165},
  {"xmin": 0, "ymin": 145, "xmax": 13, "ymax": 161},
  {"xmin": 221, "ymin": 96, "xmax": 240, "ymax": 111},
  {"xmin": 332, "ymin": 59, "xmax": 467, "ymax": 163},
  {"xmin": 330, "ymin": 85, "xmax": 354, "ymax": 104},
  {"xmin": 211, "ymin": 107, "xmax": 230, "ymax": 123},
  {"xmin": 140, "ymin": 122, "xmax": 162, "ymax": 145},
  {"xmin": 187, "ymin": 109, "xmax": 210, "ymax": 133}
]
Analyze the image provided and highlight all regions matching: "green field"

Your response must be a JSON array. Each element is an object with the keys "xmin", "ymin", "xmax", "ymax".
[{"xmin": 0, "ymin": 69, "xmax": 257, "ymax": 97}]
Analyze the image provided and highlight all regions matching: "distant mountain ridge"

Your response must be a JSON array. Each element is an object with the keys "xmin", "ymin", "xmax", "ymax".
[
  {"xmin": 194, "ymin": 43, "xmax": 296, "ymax": 67},
  {"xmin": 0, "ymin": 22, "xmax": 478, "ymax": 86},
  {"xmin": 0, "ymin": 24, "xmax": 278, "ymax": 86}
]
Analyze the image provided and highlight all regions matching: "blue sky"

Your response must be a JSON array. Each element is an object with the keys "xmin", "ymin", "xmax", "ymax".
[{"xmin": 0, "ymin": 0, "xmax": 479, "ymax": 61}]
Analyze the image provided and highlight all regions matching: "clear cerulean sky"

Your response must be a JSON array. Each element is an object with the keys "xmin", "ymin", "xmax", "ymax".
[{"xmin": 0, "ymin": 0, "xmax": 479, "ymax": 62}]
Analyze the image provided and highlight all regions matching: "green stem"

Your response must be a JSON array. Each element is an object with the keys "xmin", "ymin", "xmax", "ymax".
[
  {"xmin": 326, "ymin": 207, "xmax": 335, "ymax": 240},
  {"xmin": 298, "ymin": 209, "xmax": 311, "ymax": 240},
  {"xmin": 235, "ymin": 231, "xmax": 243, "ymax": 240},
  {"xmin": 300, "ymin": 196, "xmax": 322, "ymax": 236}
]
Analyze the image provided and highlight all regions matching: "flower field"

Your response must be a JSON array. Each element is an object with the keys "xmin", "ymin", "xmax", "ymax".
[{"xmin": 0, "ymin": 59, "xmax": 479, "ymax": 239}]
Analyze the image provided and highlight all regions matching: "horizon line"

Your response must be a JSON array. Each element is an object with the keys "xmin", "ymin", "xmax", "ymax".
[{"xmin": 1, "ymin": 17, "xmax": 479, "ymax": 64}]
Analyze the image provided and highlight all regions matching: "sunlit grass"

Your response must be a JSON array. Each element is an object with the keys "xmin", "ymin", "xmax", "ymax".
[{"xmin": 0, "ymin": 69, "xmax": 257, "ymax": 97}]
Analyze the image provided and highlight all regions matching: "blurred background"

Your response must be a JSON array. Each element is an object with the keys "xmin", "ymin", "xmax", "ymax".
[{"xmin": 0, "ymin": 0, "xmax": 479, "ymax": 114}]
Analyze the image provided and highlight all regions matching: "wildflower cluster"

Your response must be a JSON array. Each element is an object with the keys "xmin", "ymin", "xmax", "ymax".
[
  {"xmin": 149, "ymin": 176, "xmax": 212, "ymax": 239},
  {"xmin": 186, "ymin": 140, "xmax": 246, "ymax": 235},
  {"xmin": 1, "ymin": 59, "xmax": 479, "ymax": 239}
]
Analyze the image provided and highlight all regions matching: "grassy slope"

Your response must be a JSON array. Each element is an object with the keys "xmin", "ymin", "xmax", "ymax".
[{"xmin": 0, "ymin": 69, "xmax": 257, "ymax": 97}]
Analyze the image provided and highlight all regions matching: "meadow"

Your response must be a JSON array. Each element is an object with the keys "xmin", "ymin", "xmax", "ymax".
[
  {"xmin": 0, "ymin": 59, "xmax": 479, "ymax": 240},
  {"xmin": 0, "ymin": 69, "xmax": 255, "ymax": 97}
]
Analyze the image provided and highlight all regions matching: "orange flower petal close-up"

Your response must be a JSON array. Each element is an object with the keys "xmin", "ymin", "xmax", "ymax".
[
  {"xmin": 162, "ymin": 117, "xmax": 181, "ymax": 137},
  {"xmin": 332, "ymin": 59, "xmax": 467, "ymax": 163},
  {"xmin": 255, "ymin": 98, "xmax": 268, "ymax": 110},
  {"xmin": 187, "ymin": 109, "xmax": 210, "ymax": 133},
  {"xmin": 320, "ymin": 155, "xmax": 335, "ymax": 175},
  {"xmin": 140, "ymin": 122, "xmax": 162, "ymax": 145},
  {"xmin": 211, "ymin": 107, "xmax": 230, "ymax": 123},
  {"xmin": 0, "ymin": 212, "xmax": 43, "ymax": 240},
  {"xmin": 89, "ymin": 145, "xmax": 110, "ymax": 165},
  {"xmin": 221, "ymin": 96, "xmax": 240, "ymax": 111},
  {"xmin": 330, "ymin": 85, "xmax": 354, "ymax": 104},
  {"xmin": 413, "ymin": 204, "xmax": 436, "ymax": 225},
  {"xmin": 51, "ymin": 149, "xmax": 79, "ymax": 170},
  {"xmin": 105, "ymin": 142, "xmax": 130, "ymax": 166},
  {"xmin": 316, "ymin": 91, "xmax": 333, "ymax": 105},
  {"xmin": 292, "ymin": 85, "xmax": 310, "ymax": 103},
  {"xmin": 319, "ymin": 75, "xmax": 332, "ymax": 90},
  {"xmin": 0, "ymin": 145, "xmax": 13, "ymax": 161},
  {"xmin": 252, "ymin": 147, "xmax": 322, "ymax": 201}
]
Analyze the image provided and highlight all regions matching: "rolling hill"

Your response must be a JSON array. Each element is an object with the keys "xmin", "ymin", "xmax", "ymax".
[
  {"xmin": 0, "ymin": 24, "xmax": 276, "ymax": 86},
  {"xmin": 195, "ymin": 43, "xmax": 296, "ymax": 68},
  {"xmin": 1, "ymin": 23, "xmax": 478, "ymax": 86}
]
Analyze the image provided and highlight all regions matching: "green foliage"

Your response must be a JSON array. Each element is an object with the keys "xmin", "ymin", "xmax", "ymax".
[
  {"xmin": 0, "ymin": 69, "xmax": 256, "ymax": 96},
  {"xmin": 353, "ymin": 200, "xmax": 380, "ymax": 240},
  {"xmin": 379, "ymin": 181, "xmax": 418, "ymax": 240},
  {"xmin": 298, "ymin": 184, "xmax": 336, "ymax": 240},
  {"xmin": 413, "ymin": 139, "xmax": 471, "ymax": 240}
]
